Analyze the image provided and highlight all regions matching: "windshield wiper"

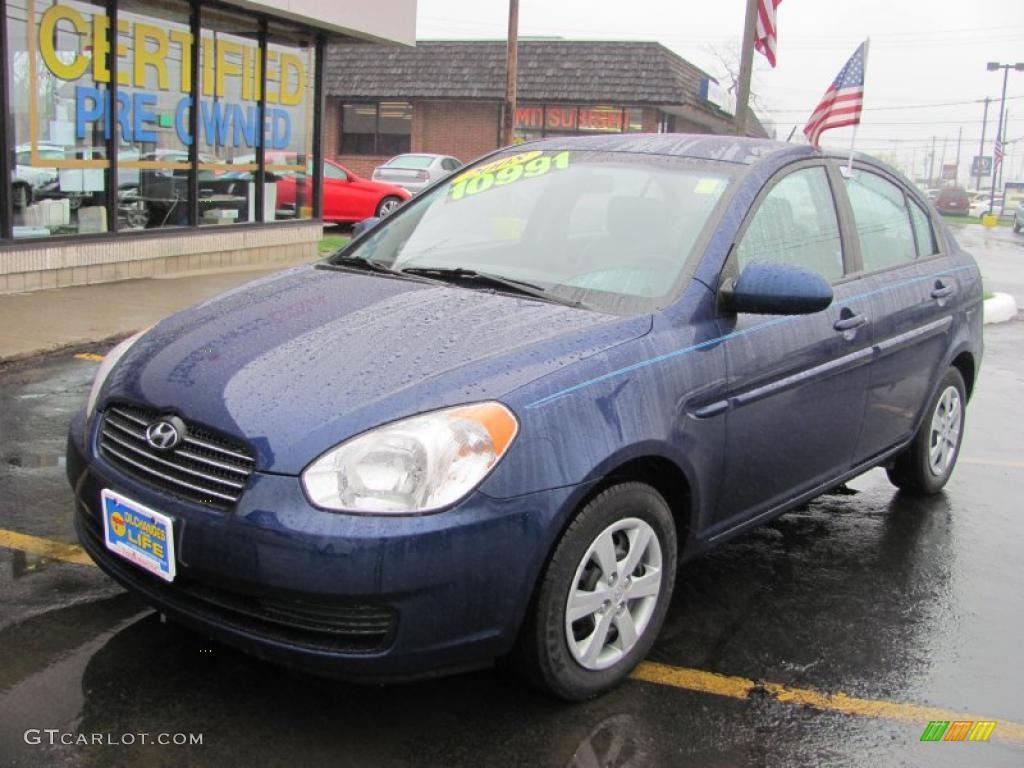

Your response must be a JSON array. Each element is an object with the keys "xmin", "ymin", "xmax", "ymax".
[
  {"xmin": 399, "ymin": 267, "xmax": 589, "ymax": 310},
  {"xmin": 318, "ymin": 255, "xmax": 399, "ymax": 276}
]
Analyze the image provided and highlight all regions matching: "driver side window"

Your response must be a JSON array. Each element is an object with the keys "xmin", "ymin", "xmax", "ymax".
[
  {"xmin": 324, "ymin": 163, "xmax": 348, "ymax": 181},
  {"xmin": 736, "ymin": 166, "xmax": 844, "ymax": 282}
]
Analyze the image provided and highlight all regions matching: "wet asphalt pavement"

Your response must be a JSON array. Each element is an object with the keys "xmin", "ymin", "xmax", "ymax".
[{"xmin": 1, "ymin": 227, "xmax": 1023, "ymax": 767}]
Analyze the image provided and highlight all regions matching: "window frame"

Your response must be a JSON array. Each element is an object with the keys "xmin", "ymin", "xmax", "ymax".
[
  {"xmin": 830, "ymin": 161, "xmax": 946, "ymax": 280},
  {"xmin": 723, "ymin": 160, "xmax": 851, "ymax": 290},
  {"xmin": 0, "ymin": 0, "xmax": 325, "ymax": 247},
  {"xmin": 339, "ymin": 101, "xmax": 413, "ymax": 156}
]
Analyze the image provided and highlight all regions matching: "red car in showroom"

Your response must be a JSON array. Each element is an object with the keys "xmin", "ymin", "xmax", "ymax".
[{"xmin": 276, "ymin": 158, "xmax": 410, "ymax": 223}]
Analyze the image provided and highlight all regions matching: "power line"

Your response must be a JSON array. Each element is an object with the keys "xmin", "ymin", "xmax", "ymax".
[{"xmin": 763, "ymin": 95, "xmax": 1024, "ymax": 115}]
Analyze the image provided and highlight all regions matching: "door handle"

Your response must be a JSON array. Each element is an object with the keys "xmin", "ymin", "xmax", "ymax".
[
  {"xmin": 833, "ymin": 314, "xmax": 868, "ymax": 332},
  {"xmin": 931, "ymin": 284, "xmax": 955, "ymax": 300}
]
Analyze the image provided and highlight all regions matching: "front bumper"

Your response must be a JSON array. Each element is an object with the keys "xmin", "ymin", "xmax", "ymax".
[{"xmin": 67, "ymin": 411, "xmax": 580, "ymax": 680}]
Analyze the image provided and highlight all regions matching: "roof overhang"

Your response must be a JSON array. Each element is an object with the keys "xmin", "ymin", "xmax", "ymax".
[{"xmin": 227, "ymin": 0, "xmax": 417, "ymax": 45}]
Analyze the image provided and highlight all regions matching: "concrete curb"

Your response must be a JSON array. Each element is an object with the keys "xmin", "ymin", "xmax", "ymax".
[{"xmin": 983, "ymin": 292, "xmax": 1018, "ymax": 325}]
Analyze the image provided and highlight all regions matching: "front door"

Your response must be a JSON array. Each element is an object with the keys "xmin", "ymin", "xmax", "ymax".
[{"xmin": 711, "ymin": 164, "xmax": 871, "ymax": 534}]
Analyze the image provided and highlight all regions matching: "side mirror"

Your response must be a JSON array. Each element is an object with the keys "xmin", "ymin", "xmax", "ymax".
[
  {"xmin": 722, "ymin": 262, "xmax": 833, "ymax": 315},
  {"xmin": 351, "ymin": 216, "xmax": 380, "ymax": 239}
]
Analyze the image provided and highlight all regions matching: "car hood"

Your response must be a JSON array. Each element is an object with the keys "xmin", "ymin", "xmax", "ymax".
[{"xmin": 102, "ymin": 266, "xmax": 651, "ymax": 474}]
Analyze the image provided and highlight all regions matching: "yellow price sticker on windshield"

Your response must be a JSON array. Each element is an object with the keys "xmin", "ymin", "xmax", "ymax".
[
  {"xmin": 449, "ymin": 151, "xmax": 571, "ymax": 202},
  {"xmin": 694, "ymin": 178, "xmax": 724, "ymax": 195}
]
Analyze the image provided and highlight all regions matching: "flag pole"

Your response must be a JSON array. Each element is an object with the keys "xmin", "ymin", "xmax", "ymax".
[
  {"xmin": 735, "ymin": 0, "xmax": 759, "ymax": 136},
  {"xmin": 847, "ymin": 37, "xmax": 869, "ymax": 173}
]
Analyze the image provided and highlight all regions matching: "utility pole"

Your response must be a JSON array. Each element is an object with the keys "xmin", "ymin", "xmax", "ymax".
[
  {"xmin": 954, "ymin": 126, "xmax": 962, "ymax": 186},
  {"xmin": 976, "ymin": 97, "xmax": 990, "ymax": 192},
  {"xmin": 735, "ymin": 0, "xmax": 758, "ymax": 136},
  {"xmin": 501, "ymin": 0, "xmax": 519, "ymax": 147},
  {"xmin": 928, "ymin": 136, "xmax": 936, "ymax": 186},
  {"xmin": 939, "ymin": 136, "xmax": 948, "ymax": 184}
]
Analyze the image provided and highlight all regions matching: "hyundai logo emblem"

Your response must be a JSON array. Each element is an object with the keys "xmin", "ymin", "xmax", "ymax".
[{"xmin": 145, "ymin": 417, "xmax": 186, "ymax": 451}]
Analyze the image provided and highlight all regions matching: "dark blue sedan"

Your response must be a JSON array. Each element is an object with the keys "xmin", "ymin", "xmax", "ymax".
[{"xmin": 67, "ymin": 135, "xmax": 983, "ymax": 700}]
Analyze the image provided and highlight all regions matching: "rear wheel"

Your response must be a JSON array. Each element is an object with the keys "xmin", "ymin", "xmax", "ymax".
[
  {"xmin": 516, "ymin": 482, "xmax": 677, "ymax": 700},
  {"xmin": 887, "ymin": 368, "xmax": 966, "ymax": 495},
  {"xmin": 376, "ymin": 196, "xmax": 402, "ymax": 217}
]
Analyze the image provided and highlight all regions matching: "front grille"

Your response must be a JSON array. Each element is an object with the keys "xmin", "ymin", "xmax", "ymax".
[
  {"xmin": 99, "ymin": 403, "xmax": 255, "ymax": 508},
  {"xmin": 77, "ymin": 508, "xmax": 397, "ymax": 654}
]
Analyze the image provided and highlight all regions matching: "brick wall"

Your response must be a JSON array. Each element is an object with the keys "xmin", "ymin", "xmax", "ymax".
[
  {"xmin": 0, "ymin": 222, "xmax": 322, "ymax": 294},
  {"xmin": 411, "ymin": 101, "xmax": 502, "ymax": 164},
  {"xmin": 328, "ymin": 98, "xmax": 503, "ymax": 174}
]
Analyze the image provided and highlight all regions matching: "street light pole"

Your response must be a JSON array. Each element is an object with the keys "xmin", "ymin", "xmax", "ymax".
[{"xmin": 986, "ymin": 61, "xmax": 1024, "ymax": 213}]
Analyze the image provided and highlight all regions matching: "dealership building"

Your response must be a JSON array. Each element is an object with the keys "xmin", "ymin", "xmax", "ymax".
[
  {"xmin": 326, "ymin": 40, "xmax": 765, "ymax": 177},
  {"xmin": 0, "ymin": 0, "xmax": 415, "ymax": 293}
]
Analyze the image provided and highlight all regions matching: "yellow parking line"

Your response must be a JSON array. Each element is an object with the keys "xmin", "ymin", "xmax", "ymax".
[
  {"xmin": 1, "ymin": 528, "xmax": 1020, "ymax": 744},
  {"xmin": 0, "ymin": 529, "xmax": 95, "ymax": 567},
  {"xmin": 633, "ymin": 661, "xmax": 1024, "ymax": 745},
  {"xmin": 74, "ymin": 352, "xmax": 105, "ymax": 362},
  {"xmin": 632, "ymin": 661, "xmax": 755, "ymax": 700}
]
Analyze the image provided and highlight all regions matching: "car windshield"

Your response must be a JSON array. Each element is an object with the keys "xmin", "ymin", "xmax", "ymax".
[
  {"xmin": 337, "ymin": 149, "xmax": 734, "ymax": 315},
  {"xmin": 387, "ymin": 155, "xmax": 436, "ymax": 169}
]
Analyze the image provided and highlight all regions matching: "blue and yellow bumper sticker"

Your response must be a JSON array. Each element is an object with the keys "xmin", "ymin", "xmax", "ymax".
[{"xmin": 101, "ymin": 489, "xmax": 176, "ymax": 582}]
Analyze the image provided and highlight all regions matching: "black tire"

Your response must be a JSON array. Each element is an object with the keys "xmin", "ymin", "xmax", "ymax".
[
  {"xmin": 515, "ymin": 482, "xmax": 677, "ymax": 701},
  {"xmin": 886, "ymin": 368, "xmax": 967, "ymax": 495},
  {"xmin": 376, "ymin": 196, "xmax": 403, "ymax": 217}
]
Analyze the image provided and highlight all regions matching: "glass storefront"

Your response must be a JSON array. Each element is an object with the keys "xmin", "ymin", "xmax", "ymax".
[{"xmin": 1, "ymin": 0, "xmax": 323, "ymax": 241}]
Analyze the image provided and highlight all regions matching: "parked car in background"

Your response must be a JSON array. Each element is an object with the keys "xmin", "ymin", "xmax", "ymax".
[
  {"xmin": 371, "ymin": 153, "xmax": 462, "ymax": 194},
  {"xmin": 279, "ymin": 158, "xmax": 410, "ymax": 222},
  {"xmin": 69, "ymin": 136, "xmax": 982, "ymax": 701},
  {"xmin": 12, "ymin": 143, "xmax": 63, "ymax": 209},
  {"xmin": 934, "ymin": 186, "xmax": 970, "ymax": 216}
]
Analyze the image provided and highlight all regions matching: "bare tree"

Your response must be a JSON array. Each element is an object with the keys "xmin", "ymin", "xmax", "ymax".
[{"xmin": 704, "ymin": 42, "xmax": 771, "ymax": 116}]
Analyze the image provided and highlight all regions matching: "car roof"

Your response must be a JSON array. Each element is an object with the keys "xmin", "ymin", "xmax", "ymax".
[
  {"xmin": 389, "ymin": 153, "xmax": 449, "ymax": 160},
  {"xmin": 516, "ymin": 132, "xmax": 914, "ymax": 175},
  {"xmin": 519, "ymin": 133, "xmax": 809, "ymax": 166}
]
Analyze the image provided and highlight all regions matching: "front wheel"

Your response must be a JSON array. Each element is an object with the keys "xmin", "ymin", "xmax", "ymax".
[
  {"xmin": 887, "ymin": 368, "xmax": 967, "ymax": 495},
  {"xmin": 516, "ymin": 482, "xmax": 677, "ymax": 701},
  {"xmin": 376, "ymin": 196, "xmax": 403, "ymax": 217}
]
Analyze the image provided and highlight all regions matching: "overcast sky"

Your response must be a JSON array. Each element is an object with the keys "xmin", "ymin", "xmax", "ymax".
[{"xmin": 417, "ymin": 0, "xmax": 1024, "ymax": 184}]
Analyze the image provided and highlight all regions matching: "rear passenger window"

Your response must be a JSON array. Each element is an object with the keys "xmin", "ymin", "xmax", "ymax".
[
  {"xmin": 908, "ymin": 199, "xmax": 937, "ymax": 257},
  {"xmin": 736, "ymin": 166, "xmax": 843, "ymax": 282},
  {"xmin": 844, "ymin": 172, "xmax": 917, "ymax": 271}
]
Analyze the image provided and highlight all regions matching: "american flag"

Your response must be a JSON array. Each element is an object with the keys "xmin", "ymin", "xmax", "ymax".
[
  {"xmin": 804, "ymin": 42, "xmax": 868, "ymax": 148},
  {"xmin": 754, "ymin": 0, "xmax": 782, "ymax": 68},
  {"xmin": 994, "ymin": 136, "xmax": 1004, "ymax": 167}
]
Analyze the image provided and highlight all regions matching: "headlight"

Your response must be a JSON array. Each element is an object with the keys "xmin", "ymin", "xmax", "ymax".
[
  {"xmin": 86, "ymin": 328, "xmax": 149, "ymax": 419},
  {"xmin": 302, "ymin": 402, "xmax": 518, "ymax": 514}
]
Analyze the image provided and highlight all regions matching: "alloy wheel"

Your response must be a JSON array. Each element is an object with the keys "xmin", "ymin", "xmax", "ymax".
[
  {"xmin": 928, "ymin": 385, "xmax": 962, "ymax": 476},
  {"xmin": 564, "ymin": 517, "xmax": 663, "ymax": 671}
]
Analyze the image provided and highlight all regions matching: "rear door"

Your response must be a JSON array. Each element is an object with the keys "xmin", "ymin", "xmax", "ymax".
[
  {"xmin": 838, "ymin": 166, "xmax": 960, "ymax": 461},
  {"xmin": 712, "ymin": 163, "xmax": 872, "ymax": 533}
]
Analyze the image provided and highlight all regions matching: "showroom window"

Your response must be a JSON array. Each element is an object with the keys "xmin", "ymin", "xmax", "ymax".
[
  {"xmin": 0, "ymin": 0, "xmax": 325, "ymax": 241},
  {"xmin": 339, "ymin": 101, "xmax": 412, "ymax": 155}
]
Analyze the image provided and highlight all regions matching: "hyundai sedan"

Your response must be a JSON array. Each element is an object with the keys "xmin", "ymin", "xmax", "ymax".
[{"xmin": 67, "ymin": 134, "xmax": 983, "ymax": 700}]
